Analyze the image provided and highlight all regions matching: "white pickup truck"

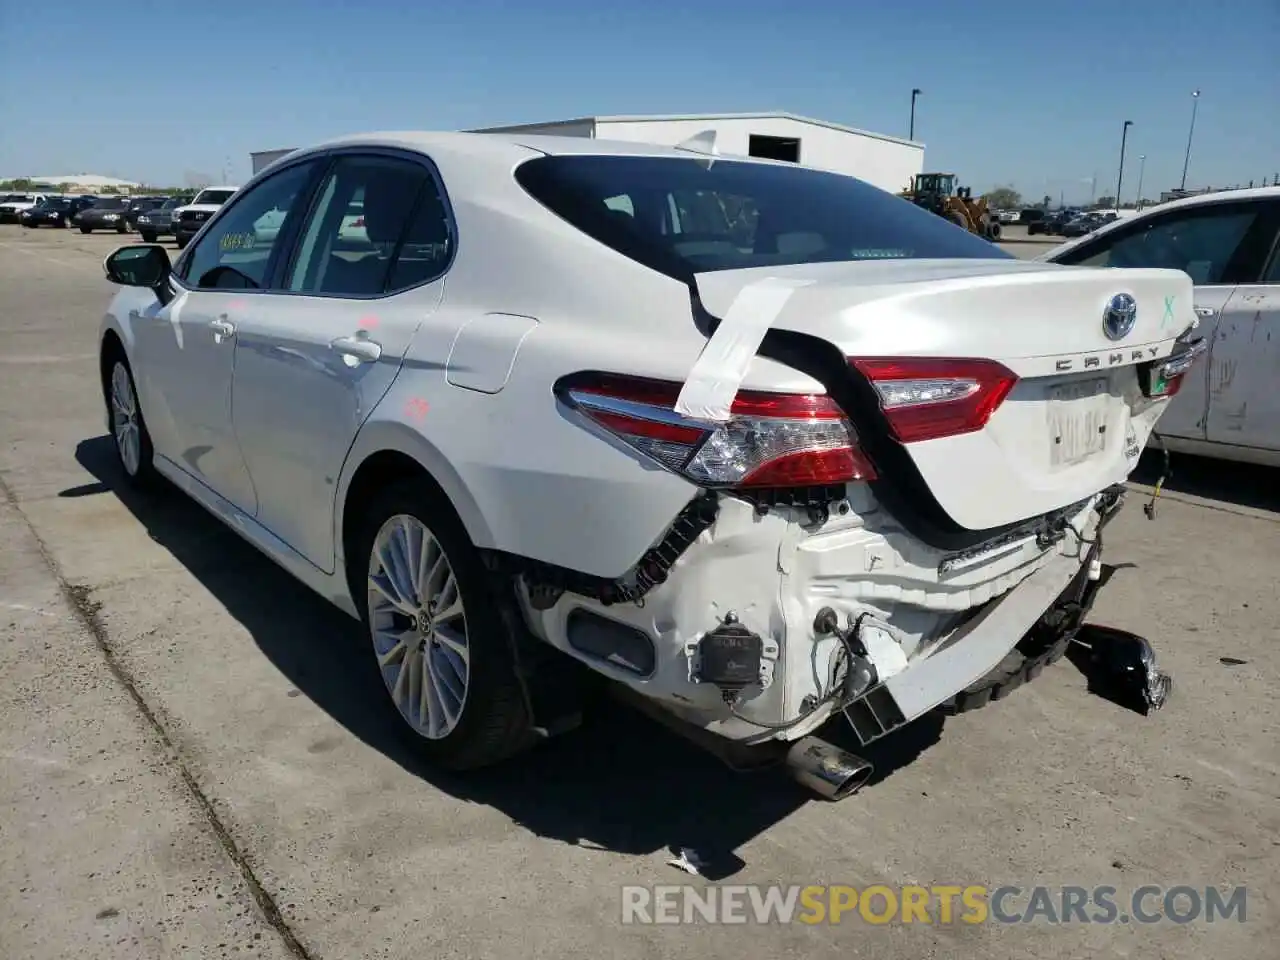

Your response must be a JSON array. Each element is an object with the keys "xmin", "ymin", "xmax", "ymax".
[{"xmin": 0, "ymin": 192, "xmax": 50, "ymax": 223}]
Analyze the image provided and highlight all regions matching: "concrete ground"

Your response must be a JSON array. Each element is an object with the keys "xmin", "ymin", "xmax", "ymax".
[{"xmin": 0, "ymin": 224, "xmax": 1275, "ymax": 960}]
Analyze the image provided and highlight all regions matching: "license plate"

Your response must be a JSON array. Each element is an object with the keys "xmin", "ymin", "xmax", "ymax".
[{"xmin": 1049, "ymin": 378, "xmax": 1109, "ymax": 466}]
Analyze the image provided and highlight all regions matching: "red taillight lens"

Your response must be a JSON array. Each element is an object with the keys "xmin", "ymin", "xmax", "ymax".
[
  {"xmin": 561, "ymin": 374, "xmax": 876, "ymax": 487},
  {"xmin": 850, "ymin": 357, "xmax": 1018, "ymax": 443}
]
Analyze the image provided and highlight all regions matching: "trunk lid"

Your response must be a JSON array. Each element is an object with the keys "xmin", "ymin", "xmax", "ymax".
[{"xmin": 693, "ymin": 259, "xmax": 1196, "ymax": 530}]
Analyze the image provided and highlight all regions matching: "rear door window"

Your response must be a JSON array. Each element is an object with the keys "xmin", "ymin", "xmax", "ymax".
[
  {"xmin": 285, "ymin": 154, "xmax": 452, "ymax": 297},
  {"xmin": 1056, "ymin": 202, "xmax": 1265, "ymax": 285}
]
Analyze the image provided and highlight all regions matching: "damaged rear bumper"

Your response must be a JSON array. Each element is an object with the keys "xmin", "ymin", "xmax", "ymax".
[{"xmin": 519, "ymin": 486, "xmax": 1124, "ymax": 745}]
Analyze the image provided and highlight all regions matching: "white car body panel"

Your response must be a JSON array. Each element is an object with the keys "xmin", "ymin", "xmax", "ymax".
[
  {"xmin": 1041, "ymin": 186, "xmax": 1280, "ymax": 461},
  {"xmin": 96, "ymin": 131, "xmax": 1194, "ymax": 749},
  {"xmin": 696, "ymin": 259, "xmax": 1194, "ymax": 529}
]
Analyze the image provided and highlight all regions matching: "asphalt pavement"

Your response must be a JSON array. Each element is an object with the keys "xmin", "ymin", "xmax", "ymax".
[{"xmin": 0, "ymin": 225, "xmax": 1275, "ymax": 959}]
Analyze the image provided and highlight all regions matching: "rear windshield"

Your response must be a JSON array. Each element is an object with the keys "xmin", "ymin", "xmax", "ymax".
[{"xmin": 514, "ymin": 155, "xmax": 1009, "ymax": 279}]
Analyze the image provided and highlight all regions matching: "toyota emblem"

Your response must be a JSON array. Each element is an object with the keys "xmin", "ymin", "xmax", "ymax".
[{"xmin": 1103, "ymin": 293, "xmax": 1137, "ymax": 341}]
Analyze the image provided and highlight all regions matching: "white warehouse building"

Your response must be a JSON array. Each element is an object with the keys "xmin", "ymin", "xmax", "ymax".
[{"xmin": 250, "ymin": 112, "xmax": 924, "ymax": 194}]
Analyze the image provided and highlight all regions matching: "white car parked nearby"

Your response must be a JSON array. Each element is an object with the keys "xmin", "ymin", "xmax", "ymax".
[
  {"xmin": 97, "ymin": 132, "xmax": 1203, "ymax": 797},
  {"xmin": 1042, "ymin": 187, "xmax": 1280, "ymax": 466}
]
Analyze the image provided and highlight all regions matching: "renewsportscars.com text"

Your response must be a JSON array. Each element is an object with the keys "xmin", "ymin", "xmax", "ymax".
[{"xmin": 621, "ymin": 884, "xmax": 1248, "ymax": 926}]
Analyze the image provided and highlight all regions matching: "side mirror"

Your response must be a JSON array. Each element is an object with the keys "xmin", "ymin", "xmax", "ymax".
[
  {"xmin": 104, "ymin": 244, "xmax": 174, "ymax": 305},
  {"xmin": 105, "ymin": 243, "xmax": 171, "ymax": 288}
]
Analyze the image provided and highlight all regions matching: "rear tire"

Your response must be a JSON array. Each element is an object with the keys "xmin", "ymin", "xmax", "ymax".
[
  {"xmin": 175, "ymin": 235, "xmax": 188, "ymax": 249},
  {"xmin": 80, "ymin": 225, "xmax": 91, "ymax": 234},
  {"xmin": 948, "ymin": 210, "xmax": 969, "ymax": 230},
  {"xmin": 354, "ymin": 481, "xmax": 534, "ymax": 771},
  {"xmin": 140, "ymin": 231, "xmax": 156, "ymax": 243}
]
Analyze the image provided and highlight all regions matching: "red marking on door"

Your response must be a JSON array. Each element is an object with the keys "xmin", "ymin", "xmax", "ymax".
[
  {"xmin": 358, "ymin": 315, "xmax": 380, "ymax": 329},
  {"xmin": 404, "ymin": 398, "xmax": 429, "ymax": 420}
]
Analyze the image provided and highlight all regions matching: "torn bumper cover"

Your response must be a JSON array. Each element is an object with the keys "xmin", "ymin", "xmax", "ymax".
[{"xmin": 523, "ymin": 486, "xmax": 1125, "ymax": 745}]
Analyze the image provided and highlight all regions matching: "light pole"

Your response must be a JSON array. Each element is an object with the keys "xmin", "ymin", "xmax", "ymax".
[
  {"xmin": 1135, "ymin": 154, "xmax": 1146, "ymax": 210},
  {"xmin": 1180, "ymin": 89, "xmax": 1200, "ymax": 191},
  {"xmin": 909, "ymin": 88, "xmax": 921, "ymax": 141},
  {"xmin": 1115, "ymin": 120, "xmax": 1133, "ymax": 212}
]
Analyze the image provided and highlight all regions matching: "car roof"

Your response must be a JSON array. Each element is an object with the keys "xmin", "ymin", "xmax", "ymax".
[{"xmin": 294, "ymin": 129, "xmax": 792, "ymax": 166}]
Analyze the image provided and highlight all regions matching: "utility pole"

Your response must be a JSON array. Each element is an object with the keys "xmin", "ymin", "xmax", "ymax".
[
  {"xmin": 1135, "ymin": 154, "xmax": 1146, "ymax": 210},
  {"xmin": 1115, "ymin": 120, "xmax": 1133, "ymax": 212},
  {"xmin": 1180, "ymin": 90, "xmax": 1200, "ymax": 191},
  {"xmin": 909, "ymin": 88, "xmax": 922, "ymax": 141}
]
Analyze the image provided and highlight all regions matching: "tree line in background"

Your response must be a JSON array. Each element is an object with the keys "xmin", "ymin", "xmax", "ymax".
[
  {"xmin": 0, "ymin": 178, "xmax": 193, "ymax": 195},
  {"xmin": 983, "ymin": 175, "xmax": 1280, "ymax": 212}
]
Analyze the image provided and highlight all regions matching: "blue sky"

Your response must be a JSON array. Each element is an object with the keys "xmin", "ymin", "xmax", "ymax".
[{"xmin": 2, "ymin": 0, "xmax": 1276, "ymax": 204}]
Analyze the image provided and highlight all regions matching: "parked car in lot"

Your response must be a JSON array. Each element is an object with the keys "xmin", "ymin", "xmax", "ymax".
[
  {"xmin": 64, "ymin": 195, "xmax": 100, "ymax": 225},
  {"xmin": 0, "ymin": 193, "xmax": 50, "ymax": 223},
  {"xmin": 135, "ymin": 197, "xmax": 189, "ymax": 242},
  {"xmin": 19, "ymin": 196, "xmax": 80, "ymax": 228},
  {"xmin": 1060, "ymin": 212, "xmax": 1108, "ymax": 238},
  {"xmin": 78, "ymin": 197, "xmax": 135, "ymax": 233},
  {"xmin": 96, "ymin": 132, "xmax": 1202, "ymax": 794},
  {"xmin": 123, "ymin": 196, "xmax": 170, "ymax": 231},
  {"xmin": 172, "ymin": 186, "xmax": 238, "ymax": 248},
  {"xmin": 1043, "ymin": 186, "xmax": 1280, "ymax": 466},
  {"xmin": 1019, "ymin": 208, "xmax": 1047, "ymax": 227},
  {"xmin": 1031, "ymin": 209, "xmax": 1080, "ymax": 236}
]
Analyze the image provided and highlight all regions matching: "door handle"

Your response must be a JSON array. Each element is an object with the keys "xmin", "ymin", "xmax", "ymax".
[
  {"xmin": 210, "ymin": 317, "xmax": 236, "ymax": 343},
  {"xmin": 1193, "ymin": 305, "xmax": 1216, "ymax": 318},
  {"xmin": 331, "ymin": 335, "xmax": 382, "ymax": 363}
]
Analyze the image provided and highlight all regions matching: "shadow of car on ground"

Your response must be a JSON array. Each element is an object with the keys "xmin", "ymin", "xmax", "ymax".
[{"xmin": 70, "ymin": 435, "xmax": 947, "ymax": 873}]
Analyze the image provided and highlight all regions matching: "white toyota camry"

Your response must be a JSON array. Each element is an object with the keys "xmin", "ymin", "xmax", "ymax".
[{"xmin": 97, "ymin": 131, "xmax": 1204, "ymax": 798}]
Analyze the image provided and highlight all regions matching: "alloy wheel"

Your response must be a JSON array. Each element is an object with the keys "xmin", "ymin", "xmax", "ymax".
[
  {"xmin": 367, "ymin": 515, "xmax": 471, "ymax": 740},
  {"xmin": 110, "ymin": 362, "xmax": 141, "ymax": 476}
]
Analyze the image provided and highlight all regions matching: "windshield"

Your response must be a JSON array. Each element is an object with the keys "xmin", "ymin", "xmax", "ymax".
[
  {"xmin": 515, "ymin": 155, "xmax": 1007, "ymax": 279},
  {"xmin": 194, "ymin": 189, "xmax": 235, "ymax": 205},
  {"xmin": 162, "ymin": 198, "xmax": 185, "ymax": 210},
  {"xmin": 92, "ymin": 197, "xmax": 126, "ymax": 210},
  {"xmin": 42, "ymin": 198, "xmax": 70, "ymax": 209}
]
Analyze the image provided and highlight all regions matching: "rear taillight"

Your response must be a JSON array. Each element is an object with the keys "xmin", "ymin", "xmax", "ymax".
[
  {"xmin": 850, "ymin": 357, "xmax": 1019, "ymax": 443},
  {"xmin": 559, "ymin": 374, "xmax": 876, "ymax": 487}
]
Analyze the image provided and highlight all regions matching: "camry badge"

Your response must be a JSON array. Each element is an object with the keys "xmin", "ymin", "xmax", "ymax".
[{"xmin": 1103, "ymin": 293, "xmax": 1138, "ymax": 341}]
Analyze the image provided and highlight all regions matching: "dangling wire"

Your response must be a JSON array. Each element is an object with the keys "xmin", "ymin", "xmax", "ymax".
[{"xmin": 1144, "ymin": 431, "xmax": 1171, "ymax": 520}]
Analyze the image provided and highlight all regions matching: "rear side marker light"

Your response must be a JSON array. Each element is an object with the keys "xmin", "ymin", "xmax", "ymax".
[
  {"xmin": 558, "ymin": 373, "xmax": 876, "ymax": 488},
  {"xmin": 850, "ymin": 357, "xmax": 1019, "ymax": 443}
]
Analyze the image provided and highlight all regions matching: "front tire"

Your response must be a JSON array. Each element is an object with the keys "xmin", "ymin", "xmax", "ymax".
[
  {"xmin": 175, "ymin": 235, "xmax": 188, "ymax": 249},
  {"xmin": 140, "ymin": 230, "xmax": 156, "ymax": 243},
  {"xmin": 355, "ymin": 482, "xmax": 533, "ymax": 770},
  {"xmin": 105, "ymin": 356, "xmax": 158, "ymax": 487},
  {"xmin": 80, "ymin": 225, "xmax": 91, "ymax": 234}
]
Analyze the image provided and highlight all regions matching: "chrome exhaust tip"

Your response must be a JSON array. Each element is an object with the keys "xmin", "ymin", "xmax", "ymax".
[{"xmin": 785, "ymin": 736, "xmax": 874, "ymax": 801}]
